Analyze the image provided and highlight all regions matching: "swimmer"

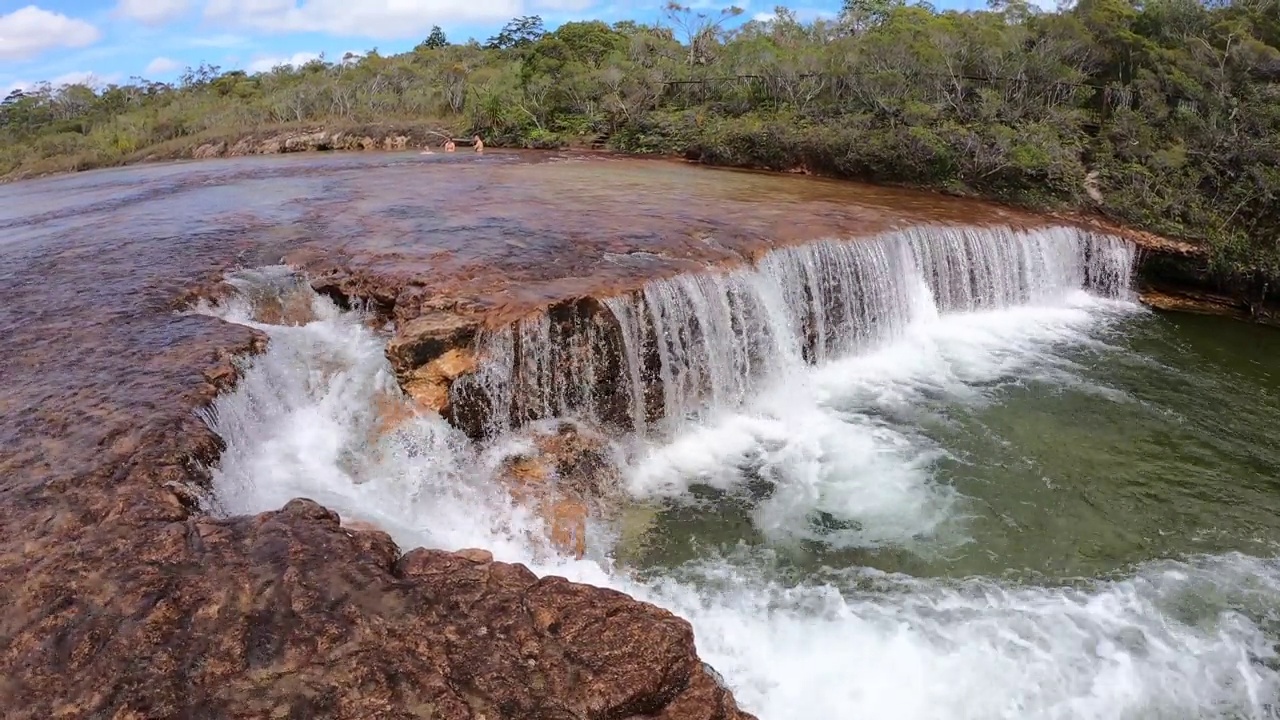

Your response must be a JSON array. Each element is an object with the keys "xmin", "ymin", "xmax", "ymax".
[
  {"xmin": 444, "ymin": 139, "xmax": 456, "ymax": 152},
  {"xmin": 473, "ymin": 135, "xmax": 484, "ymax": 152}
]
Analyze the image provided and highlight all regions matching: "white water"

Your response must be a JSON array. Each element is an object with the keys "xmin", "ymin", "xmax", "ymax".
[
  {"xmin": 199, "ymin": 227, "xmax": 1280, "ymax": 720},
  {"xmin": 457, "ymin": 225, "xmax": 1135, "ymax": 437}
]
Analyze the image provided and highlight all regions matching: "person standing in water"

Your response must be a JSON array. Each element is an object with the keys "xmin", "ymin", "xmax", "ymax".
[
  {"xmin": 444, "ymin": 139, "xmax": 456, "ymax": 152},
  {"xmin": 473, "ymin": 135, "xmax": 484, "ymax": 152}
]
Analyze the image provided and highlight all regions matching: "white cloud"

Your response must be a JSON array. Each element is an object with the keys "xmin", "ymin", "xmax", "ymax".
[
  {"xmin": 532, "ymin": 0, "xmax": 597, "ymax": 9},
  {"xmin": 145, "ymin": 56, "xmax": 182, "ymax": 75},
  {"xmin": 752, "ymin": 6, "xmax": 838, "ymax": 23},
  {"xmin": 42, "ymin": 71, "xmax": 122, "ymax": 88},
  {"xmin": 246, "ymin": 51, "xmax": 321, "ymax": 73},
  {"xmin": 203, "ymin": 0, "xmax": 524, "ymax": 39},
  {"xmin": 115, "ymin": 0, "xmax": 190, "ymax": 25},
  {"xmin": 0, "ymin": 5, "xmax": 102, "ymax": 61}
]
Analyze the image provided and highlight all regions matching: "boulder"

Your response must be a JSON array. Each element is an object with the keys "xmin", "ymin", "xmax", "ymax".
[
  {"xmin": 6, "ymin": 498, "xmax": 756, "ymax": 720},
  {"xmin": 383, "ymin": 312, "xmax": 483, "ymax": 423}
]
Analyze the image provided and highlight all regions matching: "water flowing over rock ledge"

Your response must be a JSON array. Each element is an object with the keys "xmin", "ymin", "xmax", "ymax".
[
  {"xmin": 0, "ymin": 153, "xmax": 1225, "ymax": 718},
  {"xmin": 304, "ymin": 224, "xmax": 1138, "ymax": 442}
]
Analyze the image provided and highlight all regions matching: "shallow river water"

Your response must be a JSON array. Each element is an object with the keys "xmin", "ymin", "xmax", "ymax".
[
  {"xmin": 196, "ymin": 203, "xmax": 1280, "ymax": 719},
  {"xmin": 7, "ymin": 151, "xmax": 1276, "ymax": 719}
]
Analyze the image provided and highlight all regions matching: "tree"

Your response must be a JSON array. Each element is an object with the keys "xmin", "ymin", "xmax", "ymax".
[
  {"xmin": 662, "ymin": 2, "xmax": 745, "ymax": 65},
  {"xmin": 841, "ymin": 0, "xmax": 905, "ymax": 31},
  {"xmin": 419, "ymin": 26, "xmax": 449, "ymax": 50},
  {"xmin": 485, "ymin": 16, "xmax": 546, "ymax": 50},
  {"xmin": 550, "ymin": 21, "xmax": 626, "ymax": 67},
  {"xmin": 179, "ymin": 63, "xmax": 222, "ymax": 87}
]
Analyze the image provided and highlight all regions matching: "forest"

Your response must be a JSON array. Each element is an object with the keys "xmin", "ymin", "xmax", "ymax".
[{"xmin": 2, "ymin": 0, "xmax": 1278, "ymax": 292}]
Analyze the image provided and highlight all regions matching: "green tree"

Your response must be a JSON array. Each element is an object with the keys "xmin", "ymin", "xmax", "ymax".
[
  {"xmin": 485, "ymin": 16, "xmax": 546, "ymax": 50},
  {"xmin": 418, "ymin": 26, "xmax": 449, "ymax": 50},
  {"xmin": 662, "ymin": 2, "xmax": 745, "ymax": 64},
  {"xmin": 842, "ymin": 0, "xmax": 906, "ymax": 31}
]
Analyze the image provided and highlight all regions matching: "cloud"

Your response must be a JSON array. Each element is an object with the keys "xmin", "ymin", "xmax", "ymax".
[
  {"xmin": 24, "ymin": 71, "xmax": 124, "ymax": 89},
  {"xmin": 203, "ymin": 0, "xmax": 525, "ymax": 39},
  {"xmin": 533, "ymin": 0, "xmax": 599, "ymax": 9},
  {"xmin": 49, "ymin": 71, "xmax": 98, "ymax": 87},
  {"xmin": 145, "ymin": 56, "xmax": 182, "ymax": 75},
  {"xmin": 752, "ymin": 6, "xmax": 839, "ymax": 23},
  {"xmin": 115, "ymin": 0, "xmax": 191, "ymax": 25},
  {"xmin": 0, "ymin": 5, "xmax": 102, "ymax": 61},
  {"xmin": 246, "ymin": 51, "xmax": 321, "ymax": 73}
]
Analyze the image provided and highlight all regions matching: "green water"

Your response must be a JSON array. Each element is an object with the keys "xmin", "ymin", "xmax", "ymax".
[{"xmin": 620, "ymin": 309, "xmax": 1280, "ymax": 584}]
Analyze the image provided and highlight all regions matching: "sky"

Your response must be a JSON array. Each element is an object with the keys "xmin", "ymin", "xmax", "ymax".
[{"xmin": 0, "ymin": 0, "xmax": 975, "ymax": 93}]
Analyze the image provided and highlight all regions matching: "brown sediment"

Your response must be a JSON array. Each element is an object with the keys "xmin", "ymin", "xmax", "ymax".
[
  {"xmin": 1140, "ymin": 288, "xmax": 1240, "ymax": 316},
  {"xmin": 0, "ymin": 150, "xmax": 1212, "ymax": 718}
]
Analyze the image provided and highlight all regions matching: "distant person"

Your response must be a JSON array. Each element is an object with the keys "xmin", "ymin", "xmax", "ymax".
[
  {"xmin": 473, "ymin": 135, "xmax": 484, "ymax": 153},
  {"xmin": 444, "ymin": 139, "xmax": 456, "ymax": 152}
]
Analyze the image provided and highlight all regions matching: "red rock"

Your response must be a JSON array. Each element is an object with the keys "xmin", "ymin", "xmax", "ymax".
[
  {"xmin": 10, "ymin": 152, "xmax": 1144, "ymax": 719},
  {"xmin": 0, "ymin": 154, "xmax": 780, "ymax": 720}
]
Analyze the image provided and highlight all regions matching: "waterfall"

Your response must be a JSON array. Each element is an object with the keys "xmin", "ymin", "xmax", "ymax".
[
  {"xmin": 197, "ymin": 225, "xmax": 1280, "ymax": 720},
  {"xmin": 452, "ymin": 225, "xmax": 1136, "ymax": 438}
]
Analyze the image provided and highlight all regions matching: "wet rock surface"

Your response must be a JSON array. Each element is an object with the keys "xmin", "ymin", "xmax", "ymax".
[
  {"xmin": 0, "ymin": 150, "xmax": 1163, "ymax": 717},
  {"xmin": 498, "ymin": 420, "xmax": 626, "ymax": 559},
  {"xmin": 11, "ymin": 497, "xmax": 747, "ymax": 719}
]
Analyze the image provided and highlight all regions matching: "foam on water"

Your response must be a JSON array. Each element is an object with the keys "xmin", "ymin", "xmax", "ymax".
[
  {"xmin": 456, "ymin": 225, "xmax": 1135, "ymax": 438},
  {"xmin": 624, "ymin": 292, "xmax": 1136, "ymax": 551},
  {"xmin": 198, "ymin": 228, "xmax": 1280, "ymax": 720}
]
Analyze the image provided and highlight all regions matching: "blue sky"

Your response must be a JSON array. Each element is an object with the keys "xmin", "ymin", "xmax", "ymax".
[{"xmin": 0, "ymin": 0, "xmax": 977, "ymax": 93}]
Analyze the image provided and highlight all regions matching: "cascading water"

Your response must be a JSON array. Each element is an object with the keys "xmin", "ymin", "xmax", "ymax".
[
  {"xmin": 199, "ymin": 225, "xmax": 1280, "ymax": 720},
  {"xmin": 454, "ymin": 225, "xmax": 1136, "ymax": 438}
]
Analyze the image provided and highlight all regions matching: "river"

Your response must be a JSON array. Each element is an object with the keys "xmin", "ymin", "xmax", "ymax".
[{"xmin": 5, "ymin": 151, "xmax": 1279, "ymax": 719}]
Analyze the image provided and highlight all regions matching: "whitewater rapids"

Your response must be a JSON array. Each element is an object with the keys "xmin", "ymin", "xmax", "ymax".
[{"xmin": 199, "ymin": 226, "xmax": 1280, "ymax": 720}]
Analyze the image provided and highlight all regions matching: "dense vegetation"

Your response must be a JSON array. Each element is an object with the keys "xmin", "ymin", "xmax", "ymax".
[{"xmin": 3, "ymin": 0, "xmax": 1279, "ymax": 294}]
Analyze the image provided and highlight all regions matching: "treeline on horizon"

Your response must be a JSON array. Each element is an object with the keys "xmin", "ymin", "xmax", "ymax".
[{"xmin": 2, "ymin": 0, "xmax": 1278, "ymax": 295}]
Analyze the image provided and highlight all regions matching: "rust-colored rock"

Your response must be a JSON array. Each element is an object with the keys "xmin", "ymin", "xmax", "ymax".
[
  {"xmin": 0, "ymin": 153, "xmax": 776, "ymax": 720},
  {"xmin": 7, "ymin": 498, "xmax": 752, "ymax": 719},
  {"xmin": 2, "ymin": 150, "xmax": 1191, "ymax": 719},
  {"xmin": 497, "ymin": 421, "xmax": 623, "ymax": 559},
  {"xmin": 251, "ymin": 282, "xmax": 317, "ymax": 325},
  {"xmin": 403, "ymin": 346, "xmax": 479, "ymax": 415}
]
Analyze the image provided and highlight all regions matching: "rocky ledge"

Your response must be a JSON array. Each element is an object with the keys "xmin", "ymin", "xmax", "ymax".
[
  {"xmin": 11, "ymin": 495, "xmax": 746, "ymax": 718},
  {"xmin": 0, "ymin": 154, "xmax": 765, "ymax": 719},
  {"xmin": 0, "ymin": 151, "xmax": 1228, "ymax": 718}
]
